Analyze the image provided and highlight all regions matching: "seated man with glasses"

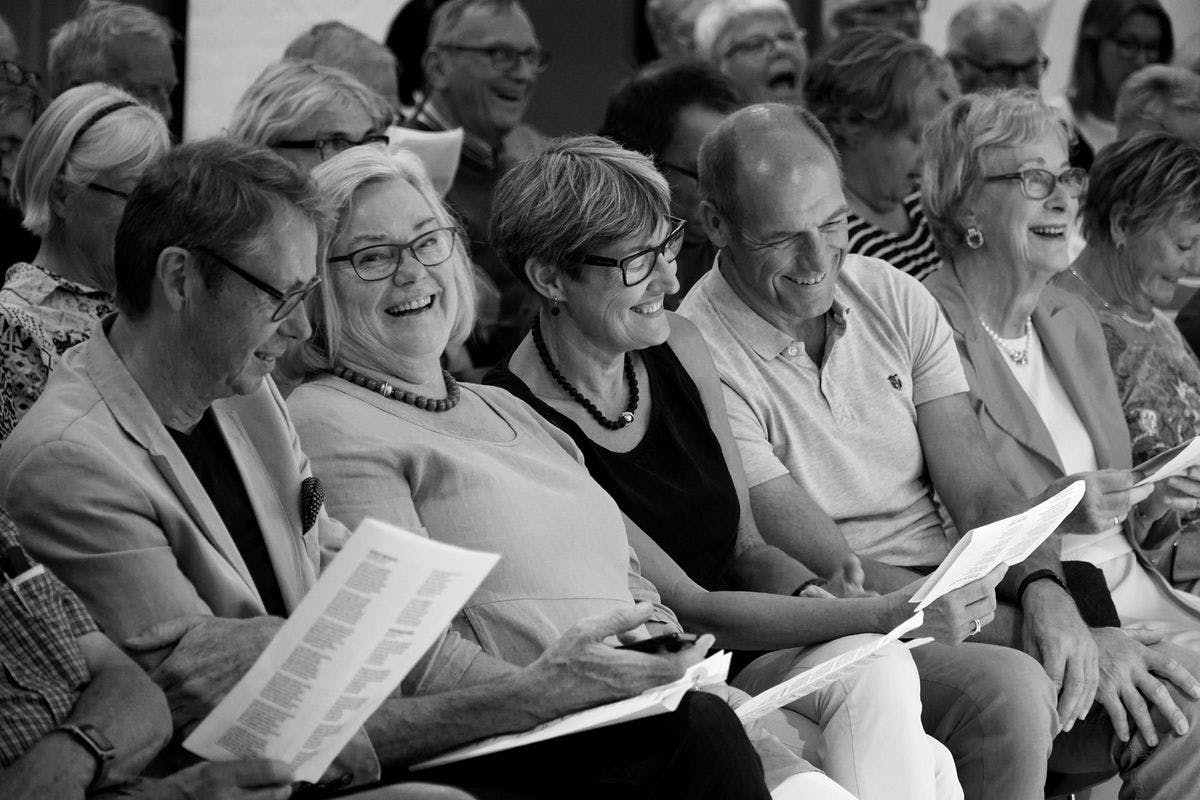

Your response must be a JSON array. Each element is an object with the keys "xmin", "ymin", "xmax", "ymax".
[
  {"xmin": 406, "ymin": 0, "xmax": 550, "ymax": 374},
  {"xmin": 945, "ymin": 1, "xmax": 1047, "ymax": 94},
  {"xmin": 692, "ymin": 0, "xmax": 807, "ymax": 107}
]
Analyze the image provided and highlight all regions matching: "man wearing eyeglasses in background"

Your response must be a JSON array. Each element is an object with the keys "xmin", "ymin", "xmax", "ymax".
[
  {"xmin": 407, "ymin": 0, "xmax": 549, "ymax": 374},
  {"xmin": 945, "ymin": 1, "xmax": 1047, "ymax": 94}
]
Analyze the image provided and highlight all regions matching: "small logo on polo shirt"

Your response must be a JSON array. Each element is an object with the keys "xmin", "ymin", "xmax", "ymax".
[{"xmin": 888, "ymin": 374, "xmax": 903, "ymax": 390}]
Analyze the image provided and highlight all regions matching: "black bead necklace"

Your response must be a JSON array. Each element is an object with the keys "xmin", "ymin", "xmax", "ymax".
[
  {"xmin": 330, "ymin": 364, "xmax": 461, "ymax": 412},
  {"xmin": 531, "ymin": 318, "xmax": 638, "ymax": 430}
]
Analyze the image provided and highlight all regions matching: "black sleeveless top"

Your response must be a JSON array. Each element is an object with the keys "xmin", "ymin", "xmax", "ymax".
[{"xmin": 485, "ymin": 343, "xmax": 741, "ymax": 590}]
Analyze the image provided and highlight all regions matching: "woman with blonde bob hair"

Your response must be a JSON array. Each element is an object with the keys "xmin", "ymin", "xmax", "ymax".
[
  {"xmin": 923, "ymin": 91, "xmax": 1200, "ymax": 794},
  {"xmin": 228, "ymin": 59, "xmax": 394, "ymax": 172},
  {"xmin": 0, "ymin": 81, "xmax": 167, "ymax": 440}
]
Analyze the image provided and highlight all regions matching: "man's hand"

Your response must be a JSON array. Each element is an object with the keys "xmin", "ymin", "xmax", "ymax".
[
  {"xmin": 887, "ymin": 564, "xmax": 1004, "ymax": 643},
  {"xmin": 1050, "ymin": 470, "xmax": 1153, "ymax": 534},
  {"xmin": 1140, "ymin": 466, "xmax": 1200, "ymax": 523},
  {"xmin": 1092, "ymin": 627, "xmax": 1200, "ymax": 746},
  {"xmin": 1020, "ymin": 581, "xmax": 1098, "ymax": 732},
  {"xmin": 825, "ymin": 554, "xmax": 872, "ymax": 598},
  {"xmin": 124, "ymin": 616, "xmax": 284, "ymax": 728},
  {"xmin": 157, "ymin": 759, "xmax": 293, "ymax": 800},
  {"xmin": 520, "ymin": 602, "xmax": 714, "ymax": 721}
]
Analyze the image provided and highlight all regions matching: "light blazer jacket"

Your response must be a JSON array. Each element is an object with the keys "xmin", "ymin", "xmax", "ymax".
[
  {"xmin": 925, "ymin": 266, "xmax": 1183, "ymax": 573},
  {"xmin": 0, "ymin": 318, "xmax": 344, "ymax": 642}
]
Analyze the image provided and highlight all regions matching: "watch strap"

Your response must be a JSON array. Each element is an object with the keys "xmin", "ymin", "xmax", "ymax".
[{"xmin": 54, "ymin": 723, "xmax": 114, "ymax": 793}]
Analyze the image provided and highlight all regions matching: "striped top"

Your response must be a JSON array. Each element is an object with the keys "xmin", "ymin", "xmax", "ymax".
[{"xmin": 847, "ymin": 191, "xmax": 942, "ymax": 282}]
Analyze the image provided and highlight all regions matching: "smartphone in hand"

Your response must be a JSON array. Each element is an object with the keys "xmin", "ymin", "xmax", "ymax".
[{"xmin": 617, "ymin": 632, "xmax": 701, "ymax": 654}]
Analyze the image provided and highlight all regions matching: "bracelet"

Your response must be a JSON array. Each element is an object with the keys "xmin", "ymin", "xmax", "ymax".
[
  {"xmin": 1016, "ymin": 569, "xmax": 1070, "ymax": 604},
  {"xmin": 791, "ymin": 578, "xmax": 827, "ymax": 596}
]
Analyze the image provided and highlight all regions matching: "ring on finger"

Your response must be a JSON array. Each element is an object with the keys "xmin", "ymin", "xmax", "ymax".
[{"xmin": 970, "ymin": 618, "xmax": 982, "ymax": 637}]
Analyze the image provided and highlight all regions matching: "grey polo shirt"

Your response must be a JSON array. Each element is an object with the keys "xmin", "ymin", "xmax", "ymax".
[{"xmin": 678, "ymin": 254, "xmax": 966, "ymax": 567}]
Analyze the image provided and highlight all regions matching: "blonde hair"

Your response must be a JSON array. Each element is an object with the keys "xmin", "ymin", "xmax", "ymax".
[
  {"xmin": 921, "ymin": 90, "xmax": 1070, "ymax": 256},
  {"xmin": 11, "ymin": 82, "xmax": 169, "ymax": 236},
  {"xmin": 291, "ymin": 147, "xmax": 476, "ymax": 376},
  {"xmin": 227, "ymin": 60, "xmax": 394, "ymax": 147}
]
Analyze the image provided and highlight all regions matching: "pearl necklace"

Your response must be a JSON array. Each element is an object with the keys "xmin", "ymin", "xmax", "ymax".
[
  {"xmin": 1068, "ymin": 268, "xmax": 1155, "ymax": 331},
  {"xmin": 330, "ymin": 364, "xmax": 461, "ymax": 411},
  {"xmin": 978, "ymin": 316, "xmax": 1033, "ymax": 365}
]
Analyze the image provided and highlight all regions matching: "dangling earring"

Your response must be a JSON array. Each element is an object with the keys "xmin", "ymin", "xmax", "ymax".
[
  {"xmin": 550, "ymin": 297, "xmax": 561, "ymax": 317},
  {"xmin": 965, "ymin": 226, "xmax": 985, "ymax": 249}
]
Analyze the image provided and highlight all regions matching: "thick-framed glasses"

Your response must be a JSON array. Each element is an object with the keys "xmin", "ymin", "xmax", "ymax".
[
  {"xmin": 328, "ymin": 227, "xmax": 458, "ymax": 281},
  {"xmin": 1107, "ymin": 35, "xmax": 1164, "ymax": 62},
  {"xmin": 192, "ymin": 245, "xmax": 321, "ymax": 321},
  {"xmin": 274, "ymin": 133, "xmax": 390, "ymax": 162},
  {"xmin": 947, "ymin": 52, "xmax": 1049, "ymax": 86},
  {"xmin": 579, "ymin": 218, "xmax": 686, "ymax": 287},
  {"xmin": 843, "ymin": 0, "xmax": 928, "ymax": 19},
  {"xmin": 984, "ymin": 167, "xmax": 1088, "ymax": 200},
  {"xmin": 723, "ymin": 28, "xmax": 806, "ymax": 60},
  {"xmin": 86, "ymin": 182, "xmax": 129, "ymax": 200},
  {"xmin": 439, "ymin": 44, "xmax": 551, "ymax": 74}
]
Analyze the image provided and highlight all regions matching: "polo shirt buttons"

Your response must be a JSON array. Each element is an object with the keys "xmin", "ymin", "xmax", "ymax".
[{"xmin": 785, "ymin": 345, "xmax": 799, "ymax": 357}]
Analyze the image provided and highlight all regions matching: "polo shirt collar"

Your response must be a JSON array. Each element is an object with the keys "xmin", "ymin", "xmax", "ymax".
[{"xmin": 711, "ymin": 255, "xmax": 850, "ymax": 361}]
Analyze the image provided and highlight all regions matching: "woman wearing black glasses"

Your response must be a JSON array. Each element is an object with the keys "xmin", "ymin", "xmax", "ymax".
[
  {"xmin": 1061, "ymin": 0, "xmax": 1175, "ymax": 167},
  {"xmin": 923, "ymin": 93, "xmax": 1200, "ymax": 768},
  {"xmin": 1, "ymin": 82, "xmax": 167, "ymax": 441}
]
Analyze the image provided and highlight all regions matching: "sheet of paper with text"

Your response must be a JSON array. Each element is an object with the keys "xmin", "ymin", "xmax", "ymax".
[
  {"xmin": 184, "ymin": 519, "xmax": 499, "ymax": 782},
  {"xmin": 909, "ymin": 480, "xmax": 1085, "ymax": 611}
]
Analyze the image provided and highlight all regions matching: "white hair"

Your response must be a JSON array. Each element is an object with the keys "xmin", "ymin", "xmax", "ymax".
[
  {"xmin": 693, "ymin": 0, "xmax": 793, "ymax": 62},
  {"xmin": 47, "ymin": 1, "xmax": 175, "ymax": 95}
]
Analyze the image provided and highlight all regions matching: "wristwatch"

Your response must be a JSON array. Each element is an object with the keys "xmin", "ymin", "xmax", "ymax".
[{"xmin": 54, "ymin": 723, "xmax": 115, "ymax": 792}]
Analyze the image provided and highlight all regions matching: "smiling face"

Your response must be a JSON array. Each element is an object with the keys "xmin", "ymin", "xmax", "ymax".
[
  {"xmin": 328, "ymin": 178, "xmax": 459, "ymax": 373},
  {"xmin": 1124, "ymin": 210, "xmax": 1200, "ymax": 308},
  {"xmin": 846, "ymin": 78, "xmax": 954, "ymax": 212},
  {"xmin": 556, "ymin": 218, "xmax": 681, "ymax": 355},
  {"xmin": 191, "ymin": 203, "xmax": 318, "ymax": 398},
  {"xmin": 430, "ymin": 5, "xmax": 540, "ymax": 145},
  {"xmin": 968, "ymin": 137, "xmax": 1077, "ymax": 279},
  {"xmin": 717, "ymin": 11, "xmax": 807, "ymax": 105},
  {"xmin": 714, "ymin": 138, "xmax": 849, "ymax": 329}
]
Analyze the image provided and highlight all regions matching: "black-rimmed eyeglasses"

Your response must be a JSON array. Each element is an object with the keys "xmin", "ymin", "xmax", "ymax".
[
  {"xmin": 192, "ymin": 246, "xmax": 321, "ymax": 321},
  {"xmin": 274, "ymin": 133, "xmax": 390, "ymax": 162},
  {"xmin": 86, "ymin": 182, "xmax": 129, "ymax": 200},
  {"xmin": 983, "ymin": 167, "xmax": 1088, "ymax": 200},
  {"xmin": 438, "ymin": 44, "xmax": 551, "ymax": 74},
  {"xmin": 328, "ymin": 227, "xmax": 458, "ymax": 281},
  {"xmin": 578, "ymin": 218, "xmax": 686, "ymax": 287}
]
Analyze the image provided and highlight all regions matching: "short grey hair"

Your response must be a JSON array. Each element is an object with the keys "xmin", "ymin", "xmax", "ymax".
[
  {"xmin": 490, "ymin": 135, "xmax": 671, "ymax": 292},
  {"xmin": 699, "ymin": 102, "xmax": 841, "ymax": 229},
  {"xmin": 946, "ymin": 0, "xmax": 1035, "ymax": 55},
  {"xmin": 693, "ymin": 0, "xmax": 794, "ymax": 62},
  {"xmin": 645, "ymin": 0, "xmax": 708, "ymax": 59},
  {"xmin": 47, "ymin": 0, "xmax": 175, "ymax": 96},
  {"xmin": 806, "ymin": 27, "xmax": 957, "ymax": 149},
  {"xmin": 12, "ymin": 82, "xmax": 169, "ymax": 237},
  {"xmin": 1115, "ymin": 65, "xmax": 1200, "ymax": 139},
  {"xmin": 293, "ymin": 147, "xmax": 476, "ymax": 376},
  {"xmin": 922, "ymin": 89, "xmax": 1071, "ymax": 256},
  {"xmin": 227, "ymin": 60, "xmax": 395, "ymax": 147},
  {"xmin": 283, "ymin": 21, "xmax": 399, "ymax": 109},
  {"xmin": 1082, "ymin": 132, "xmax": 1200, "ymax": 245},
  {"xmin": 428, "ymin": 0, "xmax": 526, "ymax": 46}
]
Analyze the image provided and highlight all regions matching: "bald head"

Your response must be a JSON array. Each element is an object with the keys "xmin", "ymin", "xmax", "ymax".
[
  {"xmin": 947, "ymin": 1, "xmax": 1044, "ymax": 92},
  {"xmin": 700, "ymin": 103, "xmax": 840, "ymax": 226}
]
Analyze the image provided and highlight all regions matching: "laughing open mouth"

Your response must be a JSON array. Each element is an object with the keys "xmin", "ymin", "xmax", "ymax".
[{"xmin": 385, "ymin": 295, "xmax": 435, "ymax": 316}]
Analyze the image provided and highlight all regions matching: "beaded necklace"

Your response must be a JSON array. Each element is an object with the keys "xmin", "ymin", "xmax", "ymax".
[
  {"xmin": 531, "ymin": 318, "xmax": 638, "ymax": 430},
  {"xmin": 330, "ymin": 364, "xmax": 461, "ymax": 412},
  {"xmin": 978, "ymin": 316, "xmax": 1033, "ymax": 366}
]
